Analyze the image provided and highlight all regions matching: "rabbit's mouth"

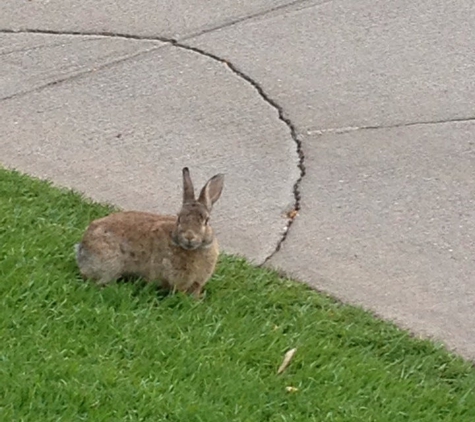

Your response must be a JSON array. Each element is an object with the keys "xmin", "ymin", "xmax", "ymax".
[
  {"xmin": 172, "ymin": 234, "xmax": 202, "ymax": 251},
  {"xmin": 181, "ymin": 242, "xmax": 200, "ymax": 250}
]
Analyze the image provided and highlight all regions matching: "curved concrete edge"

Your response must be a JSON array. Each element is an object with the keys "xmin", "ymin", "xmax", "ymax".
[
  {"xmin": 0, "ymin": 32, "xmax": 301, "ymax": 265},
  {"xmin": 267, "ymin": 122, "xmax": 475, "ymax": 360}
]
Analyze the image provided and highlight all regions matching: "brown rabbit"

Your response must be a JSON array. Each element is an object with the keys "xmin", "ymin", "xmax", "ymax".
[{"xmin": 75, "ymin": 167, "xmax": 224, "ymax": 298}]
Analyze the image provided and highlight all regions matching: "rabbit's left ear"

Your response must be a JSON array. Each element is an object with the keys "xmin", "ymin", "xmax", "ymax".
[{"xmin": 198, "ymin": 174, "xmax": 224, "ymax": 211}]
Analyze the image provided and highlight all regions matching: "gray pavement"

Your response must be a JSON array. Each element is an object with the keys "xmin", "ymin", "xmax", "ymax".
[{"xmin": 1, "ymin": 1, "xmax": 474, "ymax": 358}]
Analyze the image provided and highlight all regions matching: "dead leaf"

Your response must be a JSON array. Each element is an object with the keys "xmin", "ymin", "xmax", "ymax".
[
  {"xmin": 287, "ymin": 209, "xmax": 299, "ymax": 219},
  {"xmin": 277, "ymin": 347, "xmax": 297, "ymax": 374},
  {"xmin": 285, "ymin": 386, "xmax": 299, "ymax": 393}
]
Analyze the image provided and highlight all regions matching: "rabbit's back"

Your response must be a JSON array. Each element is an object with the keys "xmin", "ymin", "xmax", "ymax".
[{"xmin": 77, "ymin": 211, "xmax": 174, "ymax": 283}]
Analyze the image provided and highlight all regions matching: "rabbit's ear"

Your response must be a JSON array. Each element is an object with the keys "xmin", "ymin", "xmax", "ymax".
[
  {"xmin": 182, "ymin": 167, "xmax": 195, "ymax": 204},
  {"xmin": 198, "ymin": 173, "xmax": 224, "ymax": 211}
]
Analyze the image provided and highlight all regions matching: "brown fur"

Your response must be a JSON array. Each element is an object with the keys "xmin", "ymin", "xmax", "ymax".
[{"xmin": 75, "ymin": 168, "xmax": 224, "ymax": 298}]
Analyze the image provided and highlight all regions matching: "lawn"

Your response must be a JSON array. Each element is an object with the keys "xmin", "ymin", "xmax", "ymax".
[{"xmin": 1, "ymin": 168, "xmax": 474, "ymax": 421}]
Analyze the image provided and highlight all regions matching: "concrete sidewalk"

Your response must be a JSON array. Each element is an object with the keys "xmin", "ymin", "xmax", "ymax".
[{"xmin": 1, "ymin": 0, "xmax": 474, "ymax": 358}]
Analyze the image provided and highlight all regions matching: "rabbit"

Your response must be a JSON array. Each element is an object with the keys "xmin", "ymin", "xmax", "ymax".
[{"xmin": 75, "ymin": 167, "xmax": 224, "ymax": 298}]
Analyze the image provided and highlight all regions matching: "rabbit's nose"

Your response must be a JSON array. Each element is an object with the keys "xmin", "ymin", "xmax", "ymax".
[{"xmin": 184, "ymin": 231, "xmax": 196, "ymax": 242}]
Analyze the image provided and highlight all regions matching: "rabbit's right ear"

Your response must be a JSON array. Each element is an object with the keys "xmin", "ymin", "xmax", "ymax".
[
  {"xmin": 198, "ymin": 173, "xmax": 224, "ymax": 211},
  {"xmin": 182, "ymin": 167, "xmax": 195, "ymax": 204}
]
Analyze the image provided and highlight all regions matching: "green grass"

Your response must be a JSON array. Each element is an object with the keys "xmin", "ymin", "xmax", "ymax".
[{"xmin": 1, "ymin": 168, "xmax": 474, "ymax": 422}]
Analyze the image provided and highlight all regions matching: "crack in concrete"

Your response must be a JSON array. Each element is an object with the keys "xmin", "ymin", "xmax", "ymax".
[
  {"xmin": 0, "ymin": 39, "xmax": 91, "ymax": 57},
  {"xmin": 176, "ymin": 42, "xmax": 306, "ymax": 266},
  {"xmin": 306, "ymin": 116, "xmax": 475, "ymax": 135},
  {"xmin": 180, "ymin": 0, "xmax": 319, "ymax": 41},
  {"xmin": 0, "ymin": 28, "xmax": 157, "ymax": 41},
  {"xmin": 1, "ymin": 44, "xmax": 163, "ymax": 101},
  {"xmin": 0, "ymin": 27, "xmax": 306, "ymax": 262},
  {"xmin": 0, "ymin": 0, "xmax": 327, "ymax": 43}
]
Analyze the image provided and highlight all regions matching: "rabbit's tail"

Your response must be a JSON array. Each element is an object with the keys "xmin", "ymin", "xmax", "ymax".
[
  {"xmin": 74, "ymin": 242, "xmax": 81, "ymax": 258},
  {"xmin": 75, "ymin": 242, "xmax": 88, "ymax": 267}
]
